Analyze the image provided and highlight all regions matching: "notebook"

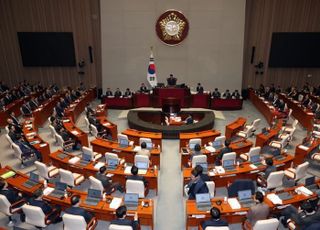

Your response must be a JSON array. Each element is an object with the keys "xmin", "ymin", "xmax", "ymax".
[
  {"xmin": 22, "ymin": 172, "xmax": 39, "ymax": 188},
  {"xmin": 85, "ymin": 189, "xmax": 102, "ymax": 206},
  {"xmin": 238, "ymin": 189, "xmax": 255, "ymax": 208},
  {"xmin": 124, "ymin": 193, "xmax": 139, "ymax": 211},
  {"xmin": 196, "ymin": 193, "xmax": 211, "ymax": 211},
  {"xmin": 135, "ymin": 161, "xmax": 148, "ymax": 175}
]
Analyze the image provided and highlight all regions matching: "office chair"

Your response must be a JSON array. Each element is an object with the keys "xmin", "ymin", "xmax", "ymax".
[
  {"xmin": 22, "ymin": 204, "xmax": 60, "ymax": 228},
  {"xmin": 82, "ymin": 146, "xmax": 102, "ymax": 161},
  {"xmin": 109, "ymin": 224, "xmax": 133, "ymax": 230},
  {"xmin": 89, "ymin": 176, "xmax": 105, "ymax": 194},
  {"xmin": 34, "ymin": 161, "xmax": 59, "ymax": 181},
  {"xmin": 0, "ymin": 195, "xmax": 25, "ymax": 226},
  {"xmin": 240, "ymin": 146, "xmax": 261, "ymax": 161},
  {"xmin": 126, "ymin": 180, "xmax": 147, "ymax": 198},
  {"xmin": 62, "ymin": 213, "xmax": 97, "ymax": 230},
  {"xmin": 59, "ymin": 168, "xmax": 85, "ymax": 187},
  {"xmin": 284, "ymin": 162, "xmax": 309, "ymax": 182}
]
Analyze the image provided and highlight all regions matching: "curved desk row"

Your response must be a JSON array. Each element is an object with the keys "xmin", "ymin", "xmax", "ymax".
[
  {"xmin": 179, "ymin": 130, "xmax": 221, "ymax": 149},
  {"xmin": 225, "ymin": 117, "xmax": 246, "ymax": 139},
  {"xmin": 122, "ymin": 129, "xmax": 162, "ymax": 149}
]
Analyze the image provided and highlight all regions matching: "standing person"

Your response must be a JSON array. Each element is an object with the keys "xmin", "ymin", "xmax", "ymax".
[
  {"xmin": 196, "ymin": 83, "xmax": 204, "ymax": 94},
  {"xmin": 167, "ymin": 74, "xmax": 177, "ymax": 86}
]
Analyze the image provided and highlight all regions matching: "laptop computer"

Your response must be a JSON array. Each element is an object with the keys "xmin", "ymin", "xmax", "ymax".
[
  {"xmin": 223, "ymin": 159, "xmax": 236, "ymax": 171},
  {"xmin": 195, "ymin": 162, "xmax": 208, "ymax": 174},
  {"xmin": 79, "ymin": 153, "xmax": 91, "ymax": 166},
  {"xmin": 119, "ymin": 138, "xmax": 129, "ymax": 148},
  {"xmin": 250, "ymin": 155, "xmax": 263, "ymax": 166},
  {"xmin": 85, "ymin": 189, "xmax": 102, "ymax": 206},
  {"xmin": 49, "ymin": 182, "xmax": 67, "ymax": 198},
  {"xmin": 189, "ymin": 143, "xmax": 196, "ymax": 151},
  {"xmin": 146, "ymin": 142, "xmax": 153, "ymax": 150},
  {"xmin": 305, "ymin": 176, "xmax": 318, "ymax": 191},
  {"xmin": 23, "ymin": 172, "xmax": 39, "ymax": 188},
  {"xmin": 238, "ymin": 189, "xmax": 255, "ymax": 208},
  {"xmin": 135, "ymin": 161, "xmax": 148, "ymax": 175},
  {"xmin": 57, "ymin": 152, "xmax": 68, "ymax": 160},
  {"xmin": 277, "ymin": 192, "xmax": 293, "ymax": 201},
  {"xmin": 124, "ymin": 193, "xmax": 139, "ymax": 210},
  {"xmin": 212, "ymin": 140, "xmax": 223, "ymax": 149},
  {"xmin": 106, "ymin": 158, "xmax": 118, "ymax": 171},
  {"xmin": 196, "ymin": 193, "xmax": 211, "ymax": 211}
]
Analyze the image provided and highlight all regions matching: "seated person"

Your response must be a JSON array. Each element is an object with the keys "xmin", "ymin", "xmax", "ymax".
[
  {"xmin": 85, "ymin": 104, "xmax": 95, "ymax": 117},
  {"xmin": 196, "ymin": 83, "xmax": 204, "ymax": 94},
  {"xmin": 110, "ymin": 205, "xmax": 139, "ymax": 230},
  {"xmin": 127, "ymin": 165, "xmax": 148, "ymax": 187},
  {"xmin": 114, "ymin": 88, "xmax": 122, "ymax": 97},
  {"xmin": 58, "ymin": 127, "xmax": 81, "ymax": 151},
  {"xmin": 16, "ymin": 136, "xmax": 42, "ymax": 161},
  {"xmin": 139, "ymin": 83, "xmax": 148, "ymax": 93},
  {"xmin": 302, "ymin": 95, "xmax": 311, "ymax": 107},
  {"xmin": 215, "ymin": 140, "xmax": 232, "ymax": 165},
  {"xmin": 231, "ymin": 90, "xmax": 241, "ymax": 99},
  {"xmin": 186, "ymin": 168, "xmax": 208, "ymax": 200},
  {"xmin": 8, "ymin": 125, "xmax": 22, "ymax": 143},
  {"xmin": 79, "ymin": 82, "xmax": 86, "ymax": 91},
  {"xmin": 167, "ymin": 74, "xmax": 177, "ymax": 86},
  {"xmin": 64, "ymin": 195, "xmax": 94, "ymax": 224},
  {"xmin": 201, "ymin": 207, "xmax": 228, "ymax": 229},
  {"xmin": 123, "ymin": 88, "xmax": 132, "ymax": 97},
  {"xmin": 105, "ymin": 88, "xmax": 113, "ymax": 97},
  {"xmin": 244, "ymin": 192, "xmax": 269, "ymax": 229},
  {"xmin": 280, "ymin": 201, "xmax": 320, "ymax": 229},
  {"xmin": 95, "ymin": 166, "xmax": 123, "ymax": 195},
  {"xmin": 275, "ymin": 85, "xmax": 282, "ymax": 94},
  {"xmin": 7, "ymin": 118, "xmax": 22, "ymax": 133},
  {"xmin": 222, "ymin": 89, "xmax": 232, "ymax": 99},
  {"xmin": 272, "ymin": 94, "xmax": 280, "ymax": 107},
  {"xmin": 9, "ymin": 111, "xmax": 20, "ymax": 126},
  {"xmin": 21, "ymin": 103, "xmax": 32, "ymax": 116},
  {"xmin": 26, "ymin": 189, "xmax": 61, "ymax": 223},
  {"xmin": 190, "ymin": 144, "xmax": 202, "ymax": 161},
  {"xmin": 0, "ymin": 179, "xmax": 23, "ymax": 205},
  {"xmin": 262, "ymin": 158, "xmax": 276, "ymax": 179},
  {"xmin": 185, "ymin": 114, "xmax": 194, "ymax": 125},
  {"xmin": 195, "ymin": 164, "xmax": 210, "ymax": 182},
  {"xmin": 211, "ymin": 88, "xmax": 221, "ymax": 99},
  {"xmin": 136, "ymin": 142, "xmax": 151, "ymax": 158},
  {"xmin": 55, "ymin": 102, "xmax": 64, "ymax": 118}
]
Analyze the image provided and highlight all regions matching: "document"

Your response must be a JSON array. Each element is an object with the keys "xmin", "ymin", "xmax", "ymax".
[
  {"xmin": 228, "ymin": 198, "xmax": 241, "ymax": 210},
  {"xmin": 295, "ymin": 186, "xmax": 313, "ymax": 196},
  {"xmin": 266, "ymin": 193, "xmax": 282, "ymax": 205},
  {"xmin": 109, "ymin": 197, "xmax": 122, "ymax": 209},
  {"xmin": 94, "ymin": 162, "xmax": 105, "ymax": 170},
  {"xmin": 68, "ymin": 157, "xmax": 80, "ymax": 164}
]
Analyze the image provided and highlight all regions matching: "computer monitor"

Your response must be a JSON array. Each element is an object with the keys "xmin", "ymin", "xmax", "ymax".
[
  {"xmin": 135, "ymin": 161, "xmax": 148, "ymax": 170},
  {"xmin": 82, "ymin": 153, "xmax": 91, "ymax": 162},
  {"xmin": 55, "ymin": 182, "xmax": 67, "ymax": 191},
  {"xmin": 107, "ymin": 158, "xmax": 118, "ymax": 167},
  {"xmin": 196, "ymin": 162, "xmax": 208, "ymax": 174},
  {"xmin": 189, "ymin": 143, "xmax": 196, "ymax": 150},
  {"xmin": 250, "ymin": 155, "xmax": 261, "ymax": 163},
  {"xmin": 29, "ymin": 172, "xmax": 39, "ymax": 182},
  {"xmin": 196, "ymin": 193, "xmax": 210, "ymax": 204},
  {"xmin": 119, "ymin": 138, "xmax": 129, "ymax": 147},
  {"xmin": 212, "ymin": 140, "xmax": 222, "ymax": 148},
  {"xmin": 223, "ymin": 159, "xmax": 234, "ymax": 168},
  {"xmin": 124, "ymin": 193, "xmax": 139, "ymax": 204},
  {"xmin": 87, "ymin": 189, "xmax": 102, "ymax": 199},
  {"xmin": 238, "ymin": 189, "xmax": 252, "ymax": 201},
  {"xmin": 305, "ymin": 176, "xmax": 315, "ymax": 186},
  {"xmin": 146, "ymin": 142, "xmax": 153, "ymax": 150}
]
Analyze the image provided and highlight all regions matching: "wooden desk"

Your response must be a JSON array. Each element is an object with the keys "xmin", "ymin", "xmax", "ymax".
[
  {"xmin": 179, "ymin": 130, "xmax": 221, "ymax": 149},
  {"xmin": 133, "ymin": 93, "xmax": 151, "ymax": 107},
  {"xmin": 91, "ymin": 138, "xmax": 161, "ymax": 167},
  {"xmin": 210, "ymin": 98, "xmax": 243, "ymax": 110},
  {"xmin": 102, "ymin": 96, "xmax": 133, "ymax": 109},
  {"xmin": 255, "ymin": 129, "xmax": 279, "ymax": 147},
  {"xmin": 22, "ymin": 119, "xmax": 51, "ymax": 164},
  {"xmin": 62, "ymin": 119, "xmax": 89, "ymax": 147},
  {"xmin": 95, "ymin": 104, "xmax": 108, "ymax": 117},
  {"xmin": 249, "ymin": 90, "xmax": 275, "ymax": 124},
  {"xmin": 191, "ymin": 93, "xmax": 210, "ymax": 108},
  {"xmin": 294, "ymin": 139, "xmax": 320, "ymax": 165},
  {"xmin": 49, "ymin": 150, "xmax": 159, "ymax": 192},
  {"xmin": 96, "ymin": 116, "xmax": 118, "ymax": 141},
  {"xmin": 122, "ymin": 129, "xmax": 162, "ymax": 149},
  {"xmin": 183, "ymin": 154, "xmax": 293, "ymax": 187},
  {"xmin": 225, "ymin": 117, "xmax": 246, "ymax": 139}
]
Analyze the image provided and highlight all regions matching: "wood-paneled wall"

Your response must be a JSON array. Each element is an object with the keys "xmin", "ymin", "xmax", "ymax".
[
  {"xmin": 0, "ymin": 0, "xmax": 101, "ymax": 88},
  {"xmin": 243, "ymin": 0, "xmax": 320, "ymax": 89}
]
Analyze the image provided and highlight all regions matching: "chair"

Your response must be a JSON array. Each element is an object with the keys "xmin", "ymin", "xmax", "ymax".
[
  {"xmin": 205, "ymin": 181, "xmax": 215, "ymax": 198},
  {"xmin": 5, "ymin": 125, "xmax": 9, "ymax": 134},
  {"xmin": 282, "ymin": 119, "xmax": 298, "ymax": 133},
  {"xmin": 22, "ymin": 204, "xmax": 60, "ymax": 228},
  {"xmin": 109, "ymin": 224, "xmax": 133, "ymax": 230},
  {"xmin": 188, "ymin": 138, "xmax": 202, "ymax": 148},
  {"xmin": 90, "ymin": 124, "xmax": 100, "ymax": 138},
  {"xmin": 199, "ymin": 226, "xmax": 230, "ymax": 230},
  {"xmin": 134, "ymin": 155, "xmax": 150, "ymax": 168},
  {"xmin": 126, "ymin": 179, "xmax": 146, "ymax": 198},
  {"xmin": 59, "ymin": 168, "xmax": 85, "ymax": 187},
  {"xmin": 285, "ymin": 162, "xmax": 309, "ymax": 181},
  {"xmin": 209, "ymin": 136, "xmax": 226, "ymax": 147},
  {"xmin": 244, "ymin": 118, "xmax": 261, "ymax": 136},
  {"xmin": 139, "ymin": 137, "xmax": 153, "ymax": 147},
  {"xmin": 221, "ymin": 152, "xmax": 236, "ymax": 165},
  {"xmin": 284, "ymin": 109, "xmax": 293, "ymax": 123},
  {"xmin": 84, "ymin": 117, "xmax": 91, "ymax": 133},
  {"xmin": 269, "ymin": 133, "xmax": 290, "ymax": 149},
  {"xmin": 105, "ymin": 152, "xmax": 119, "ymax": 162},
  {"xmin": 117, "ymin": 134, "xmax": 134, "ymax": 146},
  {"xmin": 82, "ymin": 146, "xmax": 102, "ymax": 161},
  {"xmin": 49, "ymin": 125, "xmax": 57, "ymax": 140},
  {"xmin": 34, "ymin": 161, "xmax": 59, "ymax": 180},
  {"xmin": 5, "ymin": 134, "xmax": 14, "ymax": 148},
  {"xmin": 191, "ymin": 155, "xmax": 207, "ymax": 168},
  {"xmin": 237, "ymin": 125, "xmax": 254, "ymax": 138},
  {"xmin": 89, "ymin": 176, "xmax": 105, "ymax": 194},
  {"xmin": 56, "ymin": 133, "xmax": 74, "ymax": 150},
  {"xmin": 63, "ymin": 213, "xmax": 97, "ymax": 230},
  {"xmin": 257, "ymin": 171, "xmax": 284, "ymax": 190},
  {"xmin": 240, "ymin": 146, "xmax": 261, "ymax": 161},
  {"xmin": 0, "ymin": 195, "xmax": 25, "ymax": 225},
  {"xmin": 253, "ymin": 218, "xmax": 279, "ymax": 230},
  {"xmin": 12, "ymin": 143, "xmax": 23, "ymax": 161}
]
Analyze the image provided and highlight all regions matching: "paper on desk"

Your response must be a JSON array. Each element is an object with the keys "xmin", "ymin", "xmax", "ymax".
[
  {"xmin": 267, "ymin": 194, "xmax": 283, "ymax": 205},
  {"xmin": 103, "ymin": 122, "xmax": 111, "ymax": 126},
  {"xmin": 215, "ymin": 166, "xmax": 225, "ymax": 174},
  {"xmin": 39, "ymin": 143, "xmax": 47, "ymax": 147},
  {"xmin": 191, "ymin": 215, "xmax": 206, "ymax": 219},
  {"xmin": 94, "ymin": 162, "xmax": 105, "ymax": 170},
  {"xmin": 228, "ymin": 198, "xmax": 241, "ymax": 209},
  {"xmin": 124, "ymin": 166, "xmax": 132, "ymax": 174},
  {"xmin": 26, "ymin": 132, "xmax": 36, "ymax": 136},
  {"xmin": 205, "ymin": 146, "xmax": 216, "ymax": 153},
  {"xmin": 109, "ymin": 197, "xmax": 122, "ymax": 209},
  {"xmin": 307, "ymin": 112, "xmax": 314, "ymax": 115},
  {"xmin": 208, "ymin": 170, "xmax": 215, "ymax": 176},
  {"xmin": 133, "ymin": 146, "xmax": 141, "ymax": 151},
  {"xmin": 62, "ymin": 119, "xmax": 70, "ymax": 123},
  {"xmin": 295, "ymin": 186, "xmax": 313, "ymax": 196},
  {"xmin": 71, "ymin": 130, "xmax": 79, "ymax": 135},
  {"xmin": 68, "ymin": 157, "xmax": 80, "ymax": 164},
  {"xmin": 249, "ymin": 164, "xmax": 258, "ymax": 169},
  {"xmin": 25, "ymin": 124, "xmax": 32, "ymax": 128},
  {"xmin": 43, "ymin": 187, "xmax": 54, "ymax": 196},
  {"xmin": 298, "ymin": 145, "xmax": 309, "ymax": 151}
]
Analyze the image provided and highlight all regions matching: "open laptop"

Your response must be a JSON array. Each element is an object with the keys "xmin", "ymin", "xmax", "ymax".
[
  {"xmin": 106, "ymin": 158, "xmax": 118, "ymax": 171},
  {"xmin": 305, "ymin": 176, "xmax": 318, "ymax": 191},
  {"xmin": 146, "ymin": 142, "xmax": 153, "ymax": 150},
  {"xmin": 196, "ymin": 193, "xmax": 211, "ymax": 211},
  {"xmin": 79, "ymin": 153, "xmax": 91, "ymax": 166},
  {"xmin": 196, "ymin": 162, "xmax": 208, "ymax": 174},
  {"xmin": 238, "ymin": 189, "xmax": 255, "ymax": 208},
  {"xmin": 212, "ymin": 140, "xmax": 223, "ymax": 149},
  {"xmin": 250, "ymin": 154, "xmax": 263, "ymax": 166},
  {"xmin": 85, "ymin": 189, "xmax": 102, "ymax": 206},
  {"xmin": 23, "ymin": 172, "xmax": 39, "ymax": 188},
  {"xmin": 135, "ymin": 161, "xmax": 148, "ymax": 175},
  {"xmin": 277, "ymin": 191, "xmax": 293, "ymax": 201},
  {"xmin": 119, "ymin": 138, "xmax": 129, "ymax": 148},
  {"xmin": 223, "ymin": 159, "xmax": 236, "ymax": 171},
  {"xmin": 189, "ymin": 143, "xmax": 196, "ymax": 151},
  {"xmin": 124, "ymin": 193, "xmax": 139, "ymax": 211},
  {"xmin": 48, "ymin": 182, "xmax": 67, "ymax": 198}
]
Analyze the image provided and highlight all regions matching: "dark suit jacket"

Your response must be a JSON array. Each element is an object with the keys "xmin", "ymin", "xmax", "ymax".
[
  {"xmin": 197, "ymin": 86, "xmax": 204, "ymax": 93},
  {"xmin": 167, "ymin": 77, "xmax": 177, "ymax": 86},
  {"xmin": 65, "ymin": 206, "xmax": 93, "ymax": 223},
  {"xmin": 28, "ymin": 198, "xmax": 52, "ymax": 215},
  {"xmin": 95, "ymin": 172, "xmax": 111, "ymax": 189},
  {"xmin": 187, "ymin": 178, "xmax": 208, "ymax": 200},
  {"xmin": 212, "ymin": 91, "xmax": 221, "ymax": 98},
  {"xmin": 294, "ymin": 210, "xmax": 320, "ymax": 230},
  {"xmin": 21, "ymin": 104, "xmax": 32, "ymax": 115},
  {"xmin": 201, "ymin": 218, "xmax": 228, "ymax": 229},
  {"xmin": 0, "ymin": 189, "xmax": 22, "ymax": 204},
  {"xmin": 106, "ymin": 91, "xmax": 113, "ymax": 96},
  {"xmin": 111, "ymin": 218, "xmax": 139, "ymax": 230},
  {"xmin": 29, "ymin": 100, "xmax": 38, "ymax": 110},
  {"xmin": 124, "ymin": 91, "xmax": 132, "ymax": 97},
  {"xmin": 127, "ymin": 175, "xmax": 147, "ymax": 186},
  {"xmin": 140, "ymin": 86, "xmax": 147, "ymax": 92},
  {"xmin": 114, "ymin": 91, "xmax": 122, "ymax": 97}
]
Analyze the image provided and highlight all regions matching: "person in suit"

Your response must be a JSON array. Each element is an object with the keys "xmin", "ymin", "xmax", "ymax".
[
  {"xmin": 211, "ymin": 88, "xmax": 221, "ymax": 99},
  {"xmin": 95, "ymin": 166, "xmax": 123, "ymax": 194},
  {"xmin": 201, "ymin": 207, "xmax": 228, "ymax": 229},
  {"xmin": 114, "ymin": 88, "xmax": 122, "ymax": 97},
  {"xmin": 3, "ymin": 93, "xmax": 12, "ymax": 105},
  {"xmin": 195, "ymin": 164, "xmax": 210, "ymax": 182},
  {"xmin": 139, "ymin": 83, "xmax": 148, "ymax": 93},
  {"xmin": 280, "ymin": 201, "xmax": 320, "ymax": 229},
  {"xmin": 0, "ymin": 81, "xmax": 9, "ymax": 92},
  {"xmin": 16, "ymin": 136, "xmax": 42, "ymax": 161},
  {"xmin": 167, "ymin": 74, "xmax": 177, "ymax": 86},
  {"xmin": 127, "ymin": 165, "xmax": 148, "ymax": 187},
  {"xmin": 186, "ymin": 168, "xmax": 209, "ymax": 200},
  {"xmin": 196, "ymin": 83, "xmax": 204, "ymax": 94},
  {"xmin": 190, "ymin": 144, "xmax": 202, "ymax": 161},
  {"xmin": 55, "ymin": 102, "xmax": 64, "ymax": 118},
  {"xmin": 110, "ymin": 205, "xmax": 139, "ymax": 230},
  {"xmin": 28, "ymin": 96, "xmax": 38, "ymax": 110},
  {"xmin": 123, "ymin": 88, "xmax": 132, "ymax": 97},
  {"xmin": 232, "ymin": 90, "xmax": 241, "ymax": 99},
  {"xmin": 136, "ymin": 142, "xmax": 151, "ymax": 158},
  {"xmin": 21, "ymin": 103, "xmax": 32, "ymax": 116},
  {"xmin": 0, "ymin": 179, "xmax": 23, "ymax": 205},
  {"xmin": 64, "ymin": 195, "xmax": 93, "ymax": 224},
  {"xmin": 59, "ymin": 97, "xmax": 68, "ymax": 109},
  {"xmin": 244, "ymin": 191, "xmax": 269, "ymax": 229},
  {"xmin": 7, "ymin": 118, "xmax": 22, "ymax": 133},
  {"xmin": 272, "ymin": 94, "xmax": 280, "ymax": 107},
  {"xmin": 222, "ymin": 89, "xmax": 232, "ymax": 99},
  {"xmin": 302, "ymin": 94, "xmax": 311, "ymax": 107},
  {"xmin": 8, "ymin": 125, "xmax": 22, "ymax": 143},
  {"xmin": 262, "ymin": 158, "xmax": 276, "ymax": 179},
  {"xmin": 105, "ymin": 88, "xmax": 113, "ymax": 97},
  {"xmin": 185, "ymin": 114, "xmax": 194, "ymax": 125},
  {"xmin": 79, "ymin": 82, "xmax": 86, "ymax": 91},
  {"xmin": 215, "ymin": 140, "xmax": 233, "ymax": 165}
]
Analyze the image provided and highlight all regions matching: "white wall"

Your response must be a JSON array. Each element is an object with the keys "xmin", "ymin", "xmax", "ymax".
[{"xmin": 101, "ymin": 0, "xmax": 246, "ymax": 93}]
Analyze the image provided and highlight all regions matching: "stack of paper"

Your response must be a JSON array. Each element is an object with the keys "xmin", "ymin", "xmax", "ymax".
[
  {"xmin": 71, "ymin": 130, "xmax": 79, "ymax": 135},
  {"xmin": 205, "ymin": 146, "xmax": 216, "ymax": 153},
  {"xmin": 124, "ymin": 166, "xmax": 132, "ymax": 174},
  {"xmin": 228, "ymin": 198, "xmax": 241, "ymax": 209},
  {"xmin": 68, "ymin": 157, "xmax": 80, "ymax": 164},
  {"xmin": 267, "ymin": 193, "xmax": 282, "ymax": 205},
  {"xmin": 295, "ymin": 186, "xmax": 313, "ymax": 196},
  {"xmin": 215, "ymin": 166, "xmax": 225, "ymax": 174},
  {"xmin": 298, "ymin": 145, "xmax": 309, "ymax": 151},
  {"xmin": 109, "ymin": 197, "xmax": 122, "ymax": 209},
  {"xmin": 94, "ymin": 162, "xmax": 105, "ymax": 170},
  {"xmin": 43, "ymin": 187, "xmax": 54, "ymax": 196}
]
